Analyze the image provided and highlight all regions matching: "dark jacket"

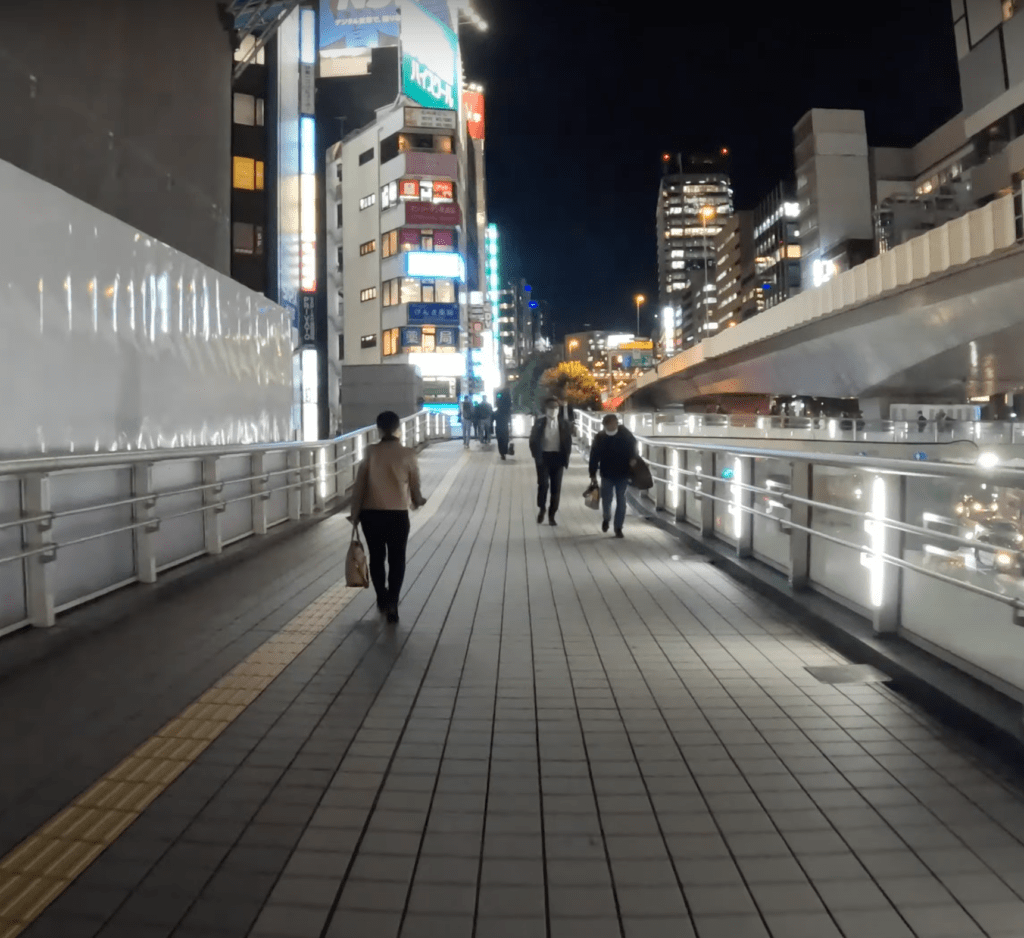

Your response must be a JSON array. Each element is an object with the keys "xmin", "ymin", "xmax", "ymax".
[
  {"xmin": 529, "ymin": 415, "xmax": 573, "ymax": 467},
  {"xmin": 495, "ymin": 394, "xmax": 512, "ymax": 426},
  {"xmin": 461, "ymin": 399, "xmax": 474, "ymax": 420},
  {"xmin": 589, "ymin": 427, "xmax": 637, "ymax": 480},
  {"xmin": 476, "ymin": 402, "xmax": 493, "ymax": 422}
]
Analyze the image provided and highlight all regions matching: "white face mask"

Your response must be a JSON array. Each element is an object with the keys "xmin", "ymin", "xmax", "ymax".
[
  {"xmin": 546, "ymin": 408, "xmax": 559, "ymax": 418},
  {"xmin": 605, "ymin": 427, "xmax": 618, "ymax": 436}
]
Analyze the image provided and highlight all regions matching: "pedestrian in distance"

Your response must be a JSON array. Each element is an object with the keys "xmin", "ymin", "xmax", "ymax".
[
  {"xmin": 460, "ymin": 395, "xmax": 474, "ymax": 448},
  {"xmin": 589, "ymin": 413, "xmax": 638, "ymax": 538},
  {"xmin": 529, "ymin": 396, "xmax": 573, "ymax": 526},
  {"xmin": 495, "ymin": 389, "xmax": 513, "ymax": 460},
  {"xmin": 349, "ymin": 411, "xmax": 427, "ymax": 625},
  {"xmin": 476, "ymin": 395, "xmax": 494, "ymax": 445}
]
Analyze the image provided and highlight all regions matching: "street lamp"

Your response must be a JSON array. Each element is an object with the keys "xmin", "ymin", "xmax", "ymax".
[{"xmin": 634, "ymin": 294, "xmax": 645, "ymax": 336}]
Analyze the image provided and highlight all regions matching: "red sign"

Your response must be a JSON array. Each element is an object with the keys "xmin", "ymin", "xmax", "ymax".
[
  {"xmin": 399, "ymin": 179, "xmax": 420, "ymax": 199},
  {"xmin": 433, "ymin": 180, "xmax": 454, "ymax": 202},
  {"xmin": 405, "ymin": 201, "xmax": 461, "ymax": 226},
  {"xmin": 464, "ymin": 90, "xmax": 485, "ymax": 140}
]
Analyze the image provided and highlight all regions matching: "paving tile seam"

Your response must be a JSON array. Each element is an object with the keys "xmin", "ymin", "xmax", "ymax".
[
  {"xmin": 516, "ymin": 460, "xmax": 629, "ymax": 938},
  {"xmin": 309, "ymin": 459, "xmax": 504, "ymax": 938},
  {"xmin": 558, "ymin": 491, "xmax": 1019, "ymax": 936},
  {"xmin": 0, "ymin": 446, "xmax": 469, "ymax": 936}
]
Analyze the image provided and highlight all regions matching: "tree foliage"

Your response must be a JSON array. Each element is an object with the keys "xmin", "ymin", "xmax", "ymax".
[
  {"xmin": 508, "ymin": 350, "xmax": 559, "ymax": 412},
  {"xmin": 541, "ymin": 361, "xmax": 603, "ymax": 412}
]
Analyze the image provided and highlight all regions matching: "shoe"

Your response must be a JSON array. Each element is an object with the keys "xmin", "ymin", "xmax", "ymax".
[
  {"xmin": 385, "ymin": 600, "xmax": 399, "ymax": 625},
  {"xmin": 501, "ymin": 454, "xmax": 506, "ymax": 460},
  {"xmin": 602, "ymin": 519, "xmax": 610, "ymax": 533},
  {"xmin": 549, "ymin": 513, "xmax": 557, "ymax": 526},
  {"xmin": 615, "ymin": 529, "xmax": 624, "ymax": 538},
  {"xmin": 538, "ymin": 509, "xmax": 546, "ymax": 523}
]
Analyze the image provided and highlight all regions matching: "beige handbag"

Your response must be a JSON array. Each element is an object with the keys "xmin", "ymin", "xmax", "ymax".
[{"xmin": 346, "ymin": 526, "xmax": 369, "ymax": 588}]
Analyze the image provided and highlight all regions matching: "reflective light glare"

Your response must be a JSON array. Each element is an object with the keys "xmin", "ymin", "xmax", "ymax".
[
  {"xmin": 977, "ymin": 451, "xmax": 1000, "ymax": 469},
  {"xmin": 299, "ymin": 8, "xmax": 316, "ymax": 64},
  {"xmin": 300, "ymin": 117, "xmax": 316, "ymax": 176},
  {"xmin": 301, "ymin": 349, "xmax": 319, "ymax": 442},
  {"xmin": 731, "ymin": 458, "xmax": 744, "ymax": 538}
]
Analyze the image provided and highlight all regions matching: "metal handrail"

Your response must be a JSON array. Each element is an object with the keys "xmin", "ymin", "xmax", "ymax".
[{"xmin": 577, "ymin": 412, "xmax": 1024, "ymax": 625}]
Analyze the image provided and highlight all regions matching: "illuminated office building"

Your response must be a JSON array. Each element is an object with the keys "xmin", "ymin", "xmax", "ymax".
[
  {"xmin": 753, "ymin": 182, "xmax": 802, "ymax": 312},
  {"xmin": 656, "ymin": 152, "xmax": 734, "ymax": 351}
]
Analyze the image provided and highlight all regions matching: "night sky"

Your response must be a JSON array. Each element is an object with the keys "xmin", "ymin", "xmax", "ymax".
[{"xmin": 459, "ymin": 0, "xmax": 963, "ymax": 340}]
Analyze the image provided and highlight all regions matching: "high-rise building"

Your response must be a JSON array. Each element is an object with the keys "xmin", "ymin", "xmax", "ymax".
[
  {"xmin": 753, "ymin": 181, "xmax": 802, "ymax": 312},
  {"xmin": 656, "ymin": 152, "xmax": 734, "ymax": 350},
  {"xmin": 713, "ymin": 211, "xmax": 756, "ymax": 328}
]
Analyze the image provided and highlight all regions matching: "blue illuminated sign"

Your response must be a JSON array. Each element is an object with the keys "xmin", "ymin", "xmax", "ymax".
[
  {"xmin": 436, "ymin": 328, "xmax": 458, "ymax": 347},
  {"xmin": 529, "ymin": 301, "xmax": 538, "ymax": 309},
  {"xmin": 401, "ymin": 327, "xmax": 422, "ymax": 348},
  {"xmin": 408, "ymin": 303, "xmax": 460, "ymax": 325}
]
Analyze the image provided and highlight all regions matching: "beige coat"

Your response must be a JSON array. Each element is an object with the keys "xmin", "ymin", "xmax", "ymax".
[{"xmin": 350, "ymin": 438, "xmax": 425, "ymax": 522}]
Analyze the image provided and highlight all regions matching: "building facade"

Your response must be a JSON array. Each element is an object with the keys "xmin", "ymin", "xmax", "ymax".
[
  {"xmin": 753, "ymin": 181, "xmax": 802, "ymax": 311},
  {"xmin": 713, "ymin": 210, "xmax": 756, "ymax": 328},
  {"xmin": 656, "ymin": 152, "xmax": 734, "ymax": 351}
]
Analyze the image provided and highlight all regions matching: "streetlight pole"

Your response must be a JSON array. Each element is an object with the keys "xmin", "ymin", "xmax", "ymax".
[{"xmin": 634, "ymin": 294, "xmax": 645, "ymax": 337}]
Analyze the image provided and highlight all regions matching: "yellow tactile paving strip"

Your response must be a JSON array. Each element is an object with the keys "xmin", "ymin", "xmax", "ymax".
[
  {"xmin": 0, "ymin": 445, "xmax": 469, "ymax": 938},
  {"xmin": 0, "ymin": 581, "xmax": 358, "ymax": 938}
]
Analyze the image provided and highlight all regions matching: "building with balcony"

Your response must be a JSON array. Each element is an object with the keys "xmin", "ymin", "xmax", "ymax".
[{"xmin": 656, "ymin": 152, "xmax": 734, "ymax": 351}]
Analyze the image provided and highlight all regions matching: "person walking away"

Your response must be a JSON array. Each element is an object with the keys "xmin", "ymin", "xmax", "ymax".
[
  {"xmin": 349, "ymin": 411, "xmax": 426, "ymax": 625},
  {"xmin": 589, "ymin": 413, "xmax": 637, "ymax": 538},
  {"xmin": 916, "ymin": 410, "xmax": 927, "ymax": 433},
  {"xmin": 477, "ymin": 396, "xmax": 494, "ymax": 444},
  {"xmin": 460, "ymin": 395, "xmax": 474, "ymax": 448},
  {"xmin": 495, "ymin": 390, "xmax": 513, "ymax": 460},
  {"xmin": 529, "ymin": 396, "xmax": 573, "ymax": 525}
]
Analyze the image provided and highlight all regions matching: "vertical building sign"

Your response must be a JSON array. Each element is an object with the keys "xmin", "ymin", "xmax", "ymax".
[{"xmin": 400, "ymin": 1, "xmax": 458, "ymax": 111}]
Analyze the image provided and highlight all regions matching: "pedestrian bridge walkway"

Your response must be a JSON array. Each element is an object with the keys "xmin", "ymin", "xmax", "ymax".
[{"xmin": 2, "ymin": 442, "xmax": 1024, "ymax": 938}]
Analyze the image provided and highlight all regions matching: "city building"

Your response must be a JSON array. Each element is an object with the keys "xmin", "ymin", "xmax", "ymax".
[
  {"xmin": 565, "ymin": 332, "xmax": 653, "ymax": 397},
  {"xmin": 714, "ymin": 210, "xmax": 756, "ymax": 328},
  {"xmin": 312, "ymin": 1, "xmax": 496, "ymax": 434},
  {"xmin": 656, "ymin": 152, "xmax": 734, "ymax": 351},
  {"xmin": 753, "ymin": 181, "xmax": 802, "ymax": 311}
]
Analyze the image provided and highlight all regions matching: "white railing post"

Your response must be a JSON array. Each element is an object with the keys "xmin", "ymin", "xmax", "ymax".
[
  {"xmin": 672, "ymin": 448, "xmax": 686, "ymax": 524},
  {"xmin": 252, "ymin": 452, "xmax": 269, "ymax": 536},
  {"xmin": 653, "ymin": 446, "xmax": 667, "ymax": 511},
  {"xmin": 202, "ymin": 456, "xmax": 224, "ymax": 555},
  {"xmin": 789, "ymin": 461, "xmax": 811, "ymax": 589},
  {"xmin": 301, "ymin": 449, "xmax": 316, "ymax": 516},
  {"xmin": 735, "ymin": 456, "xmax": 755, "ymax": 558},
  {"xmin": 132, "ymin": 463, "xmax": 159, "ymax": 583},
  {"xmin": 699, "ymin": 451, "xmax": 715, "ymax": 538},
  {"xmin": 287, "ymin": 449, "xmax": 302, "ymax": 521},
  {"xmin": 22, "ymin": 472, "xmax": 56, "ymax": 627}
]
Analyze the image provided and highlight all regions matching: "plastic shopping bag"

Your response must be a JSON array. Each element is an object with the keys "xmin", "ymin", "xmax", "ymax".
[{"xmin": 583, "ymin": 483, "xmax": 601, "ymax": 510}]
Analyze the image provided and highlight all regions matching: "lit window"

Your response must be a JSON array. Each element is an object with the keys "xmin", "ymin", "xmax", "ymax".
[
  {"xmin": 382, "ymin": 230, "xmax": 399, "ymax": 258},
  {"xmin": 359, "ymin": 193, "xmax": 376, "ymax": 211},
  {"xmin": 383, "ymin": 328, "xmax": 400, "ymax": 356},
  {"xmin": 359, "ymin": 239, "xmax": 377, "ymax": 256},
  {"xmin": 360, "ymin": 287, "xmax": 378, "ymax": 302},
  {"xmin": 233, "ymin": 156, "xmax": 256, "ymax": 190},
  {"xmin": 234, "ymin": 35, "xmax": 266, "ymax": 66},
  {"xmin": 360, "ymin": 334, "xmax": 377, "ymax": 349},
  {"xmin": 255, "ymin": 161, "xmax": 264, "ymax": 190}
]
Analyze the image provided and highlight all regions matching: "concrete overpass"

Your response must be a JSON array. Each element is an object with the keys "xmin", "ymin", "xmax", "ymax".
[{"xmin": 624, "ymin": 192, "xmax": 1024, "ymax": 418}]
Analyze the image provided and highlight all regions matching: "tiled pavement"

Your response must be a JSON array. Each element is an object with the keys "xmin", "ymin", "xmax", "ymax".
[{"xmin": 3, "ymin": 441, "xmax": 1024, "ymax": 938}]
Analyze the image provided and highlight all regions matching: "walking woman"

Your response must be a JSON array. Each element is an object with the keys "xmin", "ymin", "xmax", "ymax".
[
  {"xmin": 495, "ymin": 389, "xmax": 513, "ymax": 460},
  {"xmin": 349, "ymin": 411, "xmax": 426, "ymax": 624}
]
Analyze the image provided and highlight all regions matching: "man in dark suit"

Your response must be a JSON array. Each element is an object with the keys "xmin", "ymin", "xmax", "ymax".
[{"xmin": 529, "ymin": 396, "xmax": 573, "ymax": 526}]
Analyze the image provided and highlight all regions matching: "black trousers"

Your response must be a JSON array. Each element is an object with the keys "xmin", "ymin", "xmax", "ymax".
[
  {"xmin": 359, "ymin": 509, "xmax": 411, "ymax": 608},
  {"xmin": 496, "ymin": 422, "xmax": 510, "ymax": 456},
  {"xmin": 536, "ymin": 453, "xmax": 565, "ymax": 514}
]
